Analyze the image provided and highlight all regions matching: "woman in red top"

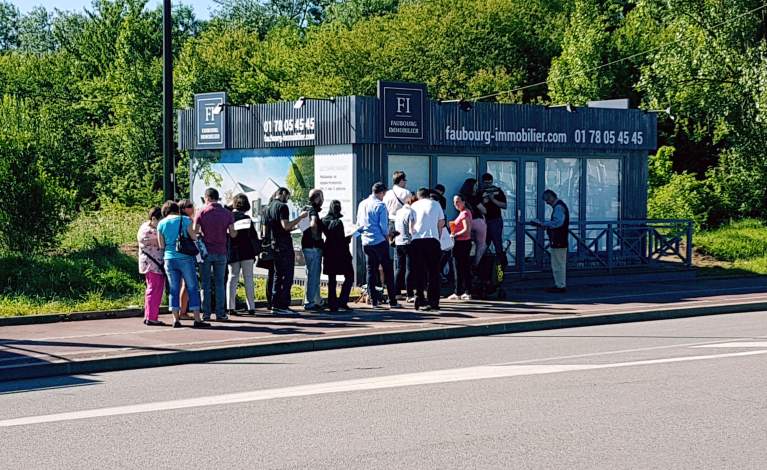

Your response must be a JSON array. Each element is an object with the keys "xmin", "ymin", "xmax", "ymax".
[{"xmin": 448, "ymin": 194, "xmax": 474, "ymax": 300}]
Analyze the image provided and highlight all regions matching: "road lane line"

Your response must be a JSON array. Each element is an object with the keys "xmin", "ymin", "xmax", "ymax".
[
  {"xmin": 692, "ymin": 342, "xmax": 767, "ymax": 348},
  {"xmin": 1, "ymin": 349, "xmax": 765, "ymax": 428}
]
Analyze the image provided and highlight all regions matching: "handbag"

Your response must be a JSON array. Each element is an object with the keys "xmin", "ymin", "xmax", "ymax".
[
  {"xmin": 440, "ymin": 227, "xmax": 454, "ymax": 251},
  {"xmin": 175, "ymin": 216, "xmax": 199, "ymax": 257}
]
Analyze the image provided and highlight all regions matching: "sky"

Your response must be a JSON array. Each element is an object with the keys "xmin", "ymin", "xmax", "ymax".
[{"xmin": 16, "ymin": 0, "xmax": 215, "ymax": 20}]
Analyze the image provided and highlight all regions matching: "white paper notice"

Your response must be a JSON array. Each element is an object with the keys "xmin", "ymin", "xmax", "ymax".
[
  {"xmin": 233, "ymin": 218, "xmax": 252, "ymax": 231},
  {"xmin": 297, "ymin": 216, "xmax": 311, "ymax": 232}
]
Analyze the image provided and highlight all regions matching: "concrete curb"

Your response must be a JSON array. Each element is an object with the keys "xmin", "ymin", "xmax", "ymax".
[
  {"xmin": 0, "ymin": 300, "xmax": 305, "ymax": 327},
  {"xmin": 3, "ymin": 300, "xmax": 767, "ymax": 383}
]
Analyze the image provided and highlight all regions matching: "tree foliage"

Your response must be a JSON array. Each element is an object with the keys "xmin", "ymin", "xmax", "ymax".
[{"xmin": 0, "ymin": 0, "xmax": 766, "ymax": 253}]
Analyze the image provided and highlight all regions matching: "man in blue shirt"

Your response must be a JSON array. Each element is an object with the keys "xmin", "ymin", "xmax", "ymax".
[
  {"xmin": 531, "ymin": 189, "xmax": 570, "ymax": 293},
  {"xmin": 356, "ymin": 182, "xmax": 400, "ymax": 309}
]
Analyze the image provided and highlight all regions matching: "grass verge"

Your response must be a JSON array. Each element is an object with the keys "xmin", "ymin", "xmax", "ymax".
[{"xmin": 695, "ymin": 219, "xmax": 767, "ymax": 275}]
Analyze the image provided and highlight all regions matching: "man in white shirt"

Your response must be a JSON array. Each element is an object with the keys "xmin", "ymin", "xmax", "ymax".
[
  {"xmin": 383, "ymin": 170, "xmax": 412, "ymax": 218},
  {"xmin": 409, "ymin": 187, "xmax": 445, "ymax": 311}
]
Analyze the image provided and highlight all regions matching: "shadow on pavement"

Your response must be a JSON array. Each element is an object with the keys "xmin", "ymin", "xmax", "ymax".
[{"xmin": 0, "ymin": 374, "xmax": 100, "ymax": 395}]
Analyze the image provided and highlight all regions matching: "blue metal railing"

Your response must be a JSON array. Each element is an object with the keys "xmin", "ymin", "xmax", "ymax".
[{"xmin": 520, "ymin": 219, "xmax": 694, "ymax": 271}]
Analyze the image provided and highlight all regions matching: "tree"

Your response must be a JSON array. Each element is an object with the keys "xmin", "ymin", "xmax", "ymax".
[
  {"xmin": 632, "ymin": 0, "xmax": 767, "ymax": 222},
  {"xmin": 0, "ymin": 97, "xmax": 75, "ymax": 253},
  {"xmin": 0, "ymin": 1, "xmax": 18, "ymax": 49},
  {"xmin": 18, "ymin": 6, "xmax": 55, "ymax": 52},
  {"xmin": 547, "ymin": 0, "xmax": 628, "ymax": 104}
]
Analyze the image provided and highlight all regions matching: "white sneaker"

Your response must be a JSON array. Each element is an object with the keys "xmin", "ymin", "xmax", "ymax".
[
  {"xmin": 447, "ymin": 293, "xmax": 460, "ymax": 300},
  {"xmin": 405, "ymin": 297, "xmax": 416, "ymax": 303},
  {"xmin": 460, "ymin": 293, "xmax": 472, "ymax": 300}
]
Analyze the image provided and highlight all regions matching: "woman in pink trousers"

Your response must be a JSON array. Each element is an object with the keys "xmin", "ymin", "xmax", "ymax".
[{"xmin": 138, "ymin": 207, "xmax": 166, "ymax": 326}]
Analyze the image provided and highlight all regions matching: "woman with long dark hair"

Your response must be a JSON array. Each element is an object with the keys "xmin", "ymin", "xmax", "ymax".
[
  {"xmin": 447, "ymin": 194, "xmax": 473, "ymax": 301},
  {"xmin": 459, "ymin": 178, "xmax": 487, "ymax": 265}
]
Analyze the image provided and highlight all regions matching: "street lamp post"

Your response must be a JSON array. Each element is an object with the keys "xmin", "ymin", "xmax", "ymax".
[{"xmin": 162, "ymin": 0, "xmax": 174, "ymax": 202}]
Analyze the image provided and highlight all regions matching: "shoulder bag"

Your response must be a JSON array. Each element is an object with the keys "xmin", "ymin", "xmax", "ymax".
[{"xmin": 175, "ymin": 216, "xmax": 199, "ymax": 257}]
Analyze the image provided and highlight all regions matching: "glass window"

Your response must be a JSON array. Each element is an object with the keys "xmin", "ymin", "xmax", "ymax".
[
  {"xmin": 524, "ymin": 161, "xmax": 538, "ymax": 259},
  {"xmin": 486, "ymin": 160, "xmax": 517, "ymax": 264},
  {"xmin": 586, "ymin": 159, "xmax": 620, "ymax": 221},
  {"xmin": 387, "ymin": 155, "xmax": 429, "ymax": 196},
  {"xmin": 587, "ymin": 159, "xmax": 621, "ymax": 251},
  {"xmin": 545, "ymin": 158, "xmax": 580, "ymax": 221},
  {"xmin": 437, "ymin": 156, "xmax": 477, "ymax": 220}
]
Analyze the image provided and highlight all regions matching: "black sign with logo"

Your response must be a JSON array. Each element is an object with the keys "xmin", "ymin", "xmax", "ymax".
[
  {"xmin": 378, "ymin": 81, "xmax": 427, "ymax": 143},
  {"xmin": 195, "ymin": 92, "xmax": 227, "ymax": 150}
]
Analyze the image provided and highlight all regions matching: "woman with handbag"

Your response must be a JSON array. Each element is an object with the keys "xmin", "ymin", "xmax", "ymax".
[
  {"xmin": 137, "ymin": 207, "xmax": 165, "ymax": 326},
  {"xmin": 157, "ymin": 200, "xmax": 210, "ymax": 329},
  {"xmin": 177, "ymin": 199, "xmax": 196, "ymax": 320},
  {"xmin": 321, "ymin": 200, "xmax": 354, "ymax": 312},
  {"xmin": 227, "ymin": 193, "xmax": 260, "ymax": 316}
]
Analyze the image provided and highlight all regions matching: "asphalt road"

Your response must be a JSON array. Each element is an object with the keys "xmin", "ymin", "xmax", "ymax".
[{"xmin": 1, "ymin": 311, "xmax": 766, "ymax": 469}]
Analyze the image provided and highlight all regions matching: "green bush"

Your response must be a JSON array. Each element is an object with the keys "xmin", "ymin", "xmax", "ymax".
[
  {"xmin": 0, "ymin": 136, "xmax": 75, "ymax": 254},
  {"xmin": 647, "ymin": 172, "xmax": 710, "ymax": 229}
]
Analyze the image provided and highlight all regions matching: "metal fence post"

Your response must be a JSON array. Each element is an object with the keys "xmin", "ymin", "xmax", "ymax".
[
  {"xmin": 686, "ymin": 221, "xmax": 693, "ymax": 267},
  {"xmin": 606, "ymin": 223, "xmax": 613, "ymax": 271}
]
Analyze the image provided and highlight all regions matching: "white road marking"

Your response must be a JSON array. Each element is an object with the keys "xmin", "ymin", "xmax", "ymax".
[
  {"xmin": 693, "ymin": 342, "xmax": 767, "ymax": 348},
  {"xmin": 1, "ymin": 349, "xmax": 765, "ymax": 428}
]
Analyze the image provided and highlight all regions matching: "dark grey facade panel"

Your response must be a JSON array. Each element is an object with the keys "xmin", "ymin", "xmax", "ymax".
[
  {"xmin": 622, "ymin": 152, "xmax": 649, "ymax": 220},
  {"xmin": 177, "ymin": 109, "xmax": 194, "ymax": 151},
  {"xmin": 354, "ymin": 96, "xmax": 381, "ymax": 144},
  {"xmin": 179, "ymin": 92, "xmax": 657, "ymax": 153},
  {"xmin": 430, "ymin": 102, "xmax": 657, "ymax": 152},
  {"xmin": 178, "ymin": 97, "xmax": 358, "ymax": 150}
]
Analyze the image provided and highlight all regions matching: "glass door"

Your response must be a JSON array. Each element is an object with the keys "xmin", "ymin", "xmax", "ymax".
[{"xmin": 485, "ymin": 160, "xmax": 518, "ymax": 269}]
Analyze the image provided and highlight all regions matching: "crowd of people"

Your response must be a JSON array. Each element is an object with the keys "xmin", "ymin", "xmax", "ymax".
[{"xmin": 136, "ymin": 171, "xmax": 569, "ymax": 326}]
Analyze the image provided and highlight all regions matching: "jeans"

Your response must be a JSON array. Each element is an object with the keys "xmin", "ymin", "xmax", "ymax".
[
  {"xmin": 453, "ymin": 239, "xmax": 473, "ymax": 295},
  {"xmin": 201, "ymin": 253, "xmax": 228, "ymax": 319},
  {"xmin": 411, "ymin": 238, "xmax": 442, "ymax": 308},
  {"xmin": 486, "ymin": 217, "xmax": 505, "ymax": 263},
  {"xmin": 165, "ymin": 257, "xmax": 200, "ymax": 312},
  {"xmin": 363, "ymin": 241, "xmax": 397, "ymax": 306},
  {"xmin": 302, "ymin": 248, "xmax": 323, "ymax": 308},
  {"xmin": 143, "ymin": 271, "xmax": 165, "ymax": 321},
  {"xmin": 272, "ymin": 246, "xmax": 295, "ymax": 309},
  {"xmin": 228, "ymin": 259, "xmax": 255, "ymax": 311},
  {"xmin": 328, "ymin": 267, "xmax": 354, "ymax": 309}
]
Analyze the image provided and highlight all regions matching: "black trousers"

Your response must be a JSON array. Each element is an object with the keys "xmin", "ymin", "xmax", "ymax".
[
  {"xmin": 363, "ymin": 241, "xmax": 397, "ymax": 306},
  {"xmin": 395, "ymin": 244, "xmax": 415, "ymax": 297},
  {"xmin": 411, "ymin": 238, "xmax": 442, "ymax": 308},
  {"xmin": 327, "ymin": 266, "xmax": 354, "ymax": 309},
  {"xmin": 265, "ymin": 266, "xmax": 274, "ymax": 309},
  {"xmin": 453, "ymin": 239, "xmax": 473, "ymax": 295},
  {"xmin": 271, "ymin": 247, "xmax": 294, "ymax": 309}
]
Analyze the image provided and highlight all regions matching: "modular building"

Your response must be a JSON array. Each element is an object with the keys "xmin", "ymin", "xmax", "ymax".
[{"xmin": 178, "ymin": 82, "xmax": 687, "ymax": 282}]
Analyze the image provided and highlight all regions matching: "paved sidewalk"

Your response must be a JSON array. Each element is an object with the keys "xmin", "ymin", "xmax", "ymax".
[{"xmin": 1, "ymin": 277, "xmax": 765, "ymax": 381}]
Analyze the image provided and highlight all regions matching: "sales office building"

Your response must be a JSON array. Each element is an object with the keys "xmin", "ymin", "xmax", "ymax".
[{"xmin": 178, "ymin": 81, "xmax": 671, "ymax": 280}]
